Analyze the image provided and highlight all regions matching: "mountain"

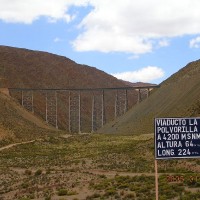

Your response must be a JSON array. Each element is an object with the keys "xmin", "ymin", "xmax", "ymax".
[
  {"xmin": 98, "ymin": 59, "xmax": 200, "ymax": 135},
  {"xmin": 0, "ymin": 46, "xmax": 141, "ymax": 132},
  {"xmin": 122, "ymin": 80, "xmax": 157, "ymax": 87}
]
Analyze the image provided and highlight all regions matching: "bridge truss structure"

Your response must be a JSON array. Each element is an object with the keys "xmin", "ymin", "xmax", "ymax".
[{"xmin": 8, "ymin": 86, "xmax": 158, "ymax": 133}]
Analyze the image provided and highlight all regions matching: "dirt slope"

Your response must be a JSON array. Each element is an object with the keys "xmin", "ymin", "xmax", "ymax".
[
  {"xmin": 98, "ymin": 59, "xmax": 200, "ymax": 135},
  {"xmin": 0, "ymin": 91, "xmax": 56, "ymax": 146}
]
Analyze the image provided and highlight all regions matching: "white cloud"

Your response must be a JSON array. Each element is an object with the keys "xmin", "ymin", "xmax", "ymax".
[
  {"xmin": 158, "ymin": 39, "xmax": 170, "ymax": 48},
  {"xmin": 73, "ymin": 31, "xmax": 152, "ymax": 54},
  {"xmin": 1, "ymin": 0, "xmax": 200, "ymax": 55},
  {"xmin": 54, "ymin": 37, "xmax": 62, "ymax": 43},
  {"xmin": 112, "ymin": 66, "xmax": 165, "ymax": 83},
  {"xmin": 72, "ymin": 0, "xmax": 200, "ymax": 54},
  {"xmin": 0, "ymin": 0, "xmax": 88, "ymax": 24},
  {"xmin": 189, "ymin": 36, "xmax": 200, "ymax": 48}
]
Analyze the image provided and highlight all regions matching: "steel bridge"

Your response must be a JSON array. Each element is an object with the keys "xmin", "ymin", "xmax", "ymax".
[{"xmin": 8, "ymin": 85, "xmax": 159, "ymax": 133}]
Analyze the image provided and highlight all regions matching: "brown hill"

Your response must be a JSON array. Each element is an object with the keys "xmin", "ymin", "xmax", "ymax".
[
  {"xmin": 0, "ymin": 46, "xmax": 126, "ymax": 89},
  {"xmin": 99, "ymin": 59, "xmax": 200, "ymax": 135},
  {"xmin": 0, "ymin": 46, "xmax": 142, "ymax": 132}
]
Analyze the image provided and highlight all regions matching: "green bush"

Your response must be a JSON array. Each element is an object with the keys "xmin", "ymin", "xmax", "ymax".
[
  {"xmin": 104, "ymin": 188, "xmax": 117, "ymax": 196},
  {"xmin": 57, "ymin": 188, "xmax": 77, "ymax": 196},
  {"xmin": 24, "ymin": 169, "xmax": 32, "ymax": 175},
  {"xmin": 57, "ymin": 189, "xmax": 68, "ymax": 196},
  {"xmin": 34, "ymin": 169, "xmax": 42, "ymax": 176}
]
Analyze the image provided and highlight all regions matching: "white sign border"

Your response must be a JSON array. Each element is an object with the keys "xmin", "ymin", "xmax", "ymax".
[{"xmin": 155, "ymin": 117, "xmax": 200, "ymax": 160}]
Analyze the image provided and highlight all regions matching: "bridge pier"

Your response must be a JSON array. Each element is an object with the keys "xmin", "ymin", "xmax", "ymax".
[
  {"xmin": 137, "ymin": 89, "xmax": 141, "ymax": 103},
  {"xmin": 69, "ymin": 91, "xmax": 81, "ymax": 133},
  {"xmin": 45, "ymin": 91, "xmax": 58, "ymax": 129},
  {"xmin": 125, "ymin": 89, "xmax": 128, "ymax": 113},
  {"xmin": 91, "ymin": 90, "xmax": 105, "ymax": 132},
  {"xmin": 147, "ymin": 88, "xmax": 150, "ymax": 98},
  {"xmin": 79, "ymin": 91, "xmax": 81, "ymax": 133},
  {"xmin": 22, "ymin": 90, "xmax": 34, "ymax": 113},
  {"xmin": 91, "ymin": 94, "xmax": 94, "ymax": 133},
  {"xmin": 68, "ymin": 92, "xmax": 71, "ymax": 133},
  {"xmin": 101, "ymin": 90, "xmax": 105, "ymax": 127},
  {"xmin": 115, "ymin": 89, "xmax": 128, "ymax": 118}
]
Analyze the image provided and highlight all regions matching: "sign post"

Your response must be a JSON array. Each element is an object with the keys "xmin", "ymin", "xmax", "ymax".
[
  {"xmin": 154, "ymin": 117, "xmax": 200, "ymax": 199},
  {"xmin": 155, "ymin": 159, "xmax": 159, "ymax": 200}
]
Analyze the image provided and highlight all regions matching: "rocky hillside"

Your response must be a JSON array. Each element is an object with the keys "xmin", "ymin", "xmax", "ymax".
[
  {"xmin": 0, "ymin": 46, "xmax": 126, "ymax": 89},
  {"xmin": 99, "ymin": 59, "xmax": 200, "ymax": 135}
]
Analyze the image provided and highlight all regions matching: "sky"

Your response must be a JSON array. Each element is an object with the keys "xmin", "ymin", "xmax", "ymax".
[{"xmin": 1, "ymin": 0, "xmax": 200, "ymax": 84}]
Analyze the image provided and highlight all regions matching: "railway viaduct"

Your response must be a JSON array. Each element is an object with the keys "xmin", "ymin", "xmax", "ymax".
[{"xmin": 6, "ymin": 86, "xmax": 159, "ymax": 133}]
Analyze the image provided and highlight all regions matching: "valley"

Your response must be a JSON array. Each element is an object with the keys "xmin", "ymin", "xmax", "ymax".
[{"xmin": 0, "ymin": 46, "xmax": 200, "ymax": 199}]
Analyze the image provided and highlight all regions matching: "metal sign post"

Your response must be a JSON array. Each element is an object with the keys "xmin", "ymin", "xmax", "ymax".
[
  {"xmin": 154, "ymin": 117, "xmax": 200, "ymax": 200},
  {"xmin": 155, "ymin": 159, "xmax": 159, "ymax": 200}
]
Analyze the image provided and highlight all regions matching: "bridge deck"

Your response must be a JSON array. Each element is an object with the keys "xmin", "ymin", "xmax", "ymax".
[{"xmin": 8, "ymin": 85, "xmax": 159, "ymax": 91}]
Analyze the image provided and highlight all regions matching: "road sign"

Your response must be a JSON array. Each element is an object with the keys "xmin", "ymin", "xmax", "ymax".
[{"xmin": 155, "ymin": 117, "xmax": 200, "ymax": 159}]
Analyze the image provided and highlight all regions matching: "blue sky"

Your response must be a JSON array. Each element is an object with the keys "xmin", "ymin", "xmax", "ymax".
[{"xmin": 1, "ymin": 0, "xmax": 200, "ymax": 84}]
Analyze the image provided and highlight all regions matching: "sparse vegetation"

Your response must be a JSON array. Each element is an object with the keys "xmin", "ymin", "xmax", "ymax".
[{"xmin": 0, "ymin": 134, "xmax": 200, "ymax": 199}]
